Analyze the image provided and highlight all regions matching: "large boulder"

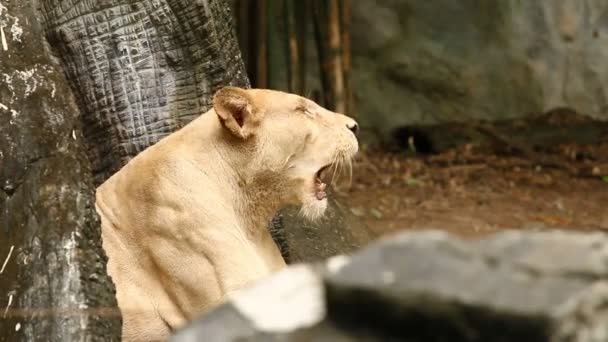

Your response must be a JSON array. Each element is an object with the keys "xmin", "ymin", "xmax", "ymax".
[
  {"xmin": 172, "ymin": 230, "xmax": 608, "ymax": 342},
  {"xmin": 350, "ymin": 1, "xmax": 608, "ymax": 143},
  {"xmin": 271, "ymin": 191, "xmax": 374, "ymax": 264}
]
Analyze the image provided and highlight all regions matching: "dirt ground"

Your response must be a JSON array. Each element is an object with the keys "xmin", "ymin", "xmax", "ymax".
[{"xmin": 335, "ymin": 142, "xmax": 608, "ymax": 239}]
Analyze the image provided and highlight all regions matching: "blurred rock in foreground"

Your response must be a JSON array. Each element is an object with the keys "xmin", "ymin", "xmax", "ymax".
[{"xmin": 172, "ymin": 230, "xmax": 608, "ymax": 342}]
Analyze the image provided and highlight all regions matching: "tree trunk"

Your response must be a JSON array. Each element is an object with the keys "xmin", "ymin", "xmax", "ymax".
[
  {"xmin": 0, "ymin": 1, "xmax": 120, "ymax": 341},
  {"xmin": 1, "ymin": 1, "xmax": 372, "ymax": 340},
  {"xmin": 39, "ymin": 0, "xmax": 250, "ymax": 185},
  {"xmin": 39, "ymin": 0, "xmax": 373, "ymax": 268}
]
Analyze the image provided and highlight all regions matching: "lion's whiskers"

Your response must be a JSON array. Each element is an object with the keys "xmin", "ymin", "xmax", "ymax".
[
  {"xmin": 328, "ymin": 150, "xmax": 355, "ymax": 190},
  {"xmin": 330, "ymin": 154, "xmax": 340, "ymax": 186},
  {"xmin": 345, "ymin": 156, "xmax": 353, "ymax": 187}
]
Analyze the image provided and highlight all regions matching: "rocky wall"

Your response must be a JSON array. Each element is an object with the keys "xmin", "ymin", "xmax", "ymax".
[{"xmin": 351, "ymin": 1, "xmax": 608, "ymax": 142}]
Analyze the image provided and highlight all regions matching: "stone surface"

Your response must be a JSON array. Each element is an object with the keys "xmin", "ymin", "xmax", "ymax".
[
  {"xmin": 349, "ymin": 1, "xmax": 608, "ymax": 144},
  {"xmin": 0, "ymin": 1, "xmax": 121, "ymax": 341},
  {"xmin": 173, "ymin": 230, "xmax": 608, "ymax": 342},
  {"xmin": 387, "ymin": 108, "xmax": 608, "ymax": 155},
  {"xmin": 271, "ymin": 191, "xmax": 375, "ymax": 264}
]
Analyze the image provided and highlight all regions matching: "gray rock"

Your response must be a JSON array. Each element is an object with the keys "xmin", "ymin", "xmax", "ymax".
[
  {"xmin": 171, "ymin": 265, "xmax": 326, "ymax": 341},
  {"xmin": 350, "ymin": 1, "xmax": 608, "ymax": 142},
  {"xmin": 273, "ymin": 191, "xmax": 375, "ymax": 264},
  {"xmin": 172, "ymin": 230, "xmax": 608, "ymax": 342}
]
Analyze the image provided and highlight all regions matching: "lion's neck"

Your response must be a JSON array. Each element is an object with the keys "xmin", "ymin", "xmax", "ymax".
[
  {"xmin": 222, "ymin": 168, "xmax": 286, "ymax": 241},
  {"xmin": 183, "ymin": 113, "xmax": 284, "ymax": 238}
]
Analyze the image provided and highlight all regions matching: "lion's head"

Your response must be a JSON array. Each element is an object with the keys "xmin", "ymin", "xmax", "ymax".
[{"xmin": 213, "ymin": 87, "xmax": 359, "ymax": 220}]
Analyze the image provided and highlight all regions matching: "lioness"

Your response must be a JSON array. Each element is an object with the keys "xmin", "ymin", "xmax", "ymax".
[{"xmin": 95, "ymin": 87, "xmax": 359, "ymax": 341}]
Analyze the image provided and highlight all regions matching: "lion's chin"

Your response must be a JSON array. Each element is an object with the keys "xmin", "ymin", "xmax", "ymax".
[{"xmin": 298, "ymin": 197, "xmax": 328, "ymax": 221}]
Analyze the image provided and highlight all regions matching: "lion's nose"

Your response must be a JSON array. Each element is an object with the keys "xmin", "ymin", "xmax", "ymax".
[{"xmin": 346, "ymin": 121, "xmax": 359, "ymax": 136}]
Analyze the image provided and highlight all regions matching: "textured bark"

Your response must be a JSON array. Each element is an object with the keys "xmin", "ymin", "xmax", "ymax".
[
  {"xmin": 39, "ymin": 0, "xmax": 250, "ymax": 185},
  {"xmin": 0, "ymin": 1, "xmax": 120, "ymax": 341}
]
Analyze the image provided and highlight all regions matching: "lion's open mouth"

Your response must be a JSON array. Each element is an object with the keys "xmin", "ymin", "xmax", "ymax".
[{"xmin": 314, "ymin": 165, "xmax": 331, "ymax": 200}]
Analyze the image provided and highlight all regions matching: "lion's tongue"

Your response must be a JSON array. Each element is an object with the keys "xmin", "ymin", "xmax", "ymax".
[{"xmin": 314, "ymin": 177, "xmax": 327, "ymax": 200}]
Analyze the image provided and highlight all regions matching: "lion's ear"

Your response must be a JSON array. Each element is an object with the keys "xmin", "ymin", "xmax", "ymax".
[{"xmin": 213, "ymin": 87, "xmax": 259, "ymax": 139}]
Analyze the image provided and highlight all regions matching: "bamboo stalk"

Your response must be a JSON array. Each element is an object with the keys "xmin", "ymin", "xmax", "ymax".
[
  {"xmin": 245, "ymin": 0, "xmax": 257, "ymax": 83},
  {"xmin": 234, "ymin": 0, "xmax": 249, "ymax": 71},
  {"xmin": 312, "ymin": 0, "xmax": 330, "ymax": 107},
  {"xmin": 256, "ymin": 0, "xmax": 268, "ymax": 88},
  {"xmin": 328, "ymin": 0, "xmax": 345, "ymax": 113},
  {"xmin": 341, "ymin": 0, "xmax": 353, "ymax": 116},
  {"xmin": 267, "ymin": 0, "xmax": 283, "ymax": 89},
  {"xmin": 285, "ymin": 0, "xmax": 299, "ymax": 93},
  {"xmin": 295, "ymin": 0, "xmax": 309, "ymax": 95}
]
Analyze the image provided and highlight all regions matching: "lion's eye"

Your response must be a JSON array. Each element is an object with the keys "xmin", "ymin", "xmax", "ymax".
[
  {"xmin": 295, "ymin": 101, "xmax": 318, "ymax": 117},
  {"xmin": 298, "ymin": 106, "xmax": 315, "ymax": 117}
]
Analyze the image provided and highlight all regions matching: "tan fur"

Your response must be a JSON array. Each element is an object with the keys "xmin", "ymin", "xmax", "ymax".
[{"xmin": 95, "ymin": 88, "xmax": 359, "ymax": 341}]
